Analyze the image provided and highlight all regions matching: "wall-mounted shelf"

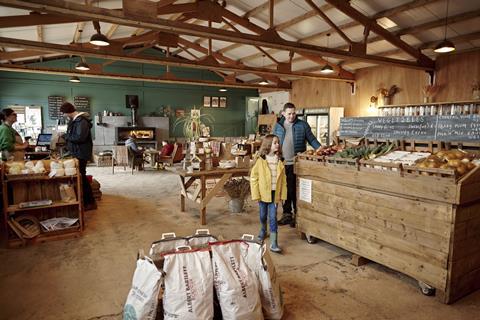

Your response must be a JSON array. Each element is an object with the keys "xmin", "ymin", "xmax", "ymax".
[{"xmin": 378, "ymin": 100, "xmax": 480, "ymax": 117}]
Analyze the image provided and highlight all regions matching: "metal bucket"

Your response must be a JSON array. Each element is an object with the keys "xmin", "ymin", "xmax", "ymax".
[{"xmin": 228, "ymin": 198, "xmax": 244, "ymax": 213}]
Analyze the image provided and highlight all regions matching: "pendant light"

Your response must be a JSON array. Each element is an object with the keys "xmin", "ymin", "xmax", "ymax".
[
  {"xmin": 258, "ymin": 54, "xmax": 269, "ymax": 85},
  {"xmin": 434, "ymin": 0, "xmax": 455, "ymax": 53},
  {"xmin": 320, "ymin": 33, "xmax": 335, "ymax": 74},
  {"xmin": 219, "ymin": 87, "xmax": 227, "ymax": 92},
  {"xmin": 90, "ymin": 21, "xmax": 110, "ymax": 46},
  {"xmin": 69, "ymin": 76, "xmax": 81, "ymax": 83},
  {"xmin": 75, "ymin": 57, "xmax": 90, "ymax": 71}
]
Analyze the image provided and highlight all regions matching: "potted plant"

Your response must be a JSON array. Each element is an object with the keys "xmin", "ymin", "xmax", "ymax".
[
  {"xmin": 223, "ymin": 178, "xmax": 250, "ymax": 213},
  {"xmin": 378, "ymin": 85, "xmax": 400, "ymax": 105},
  {"xmin": 173, "ymin": 107, "xmax": 214, "ymax": 140}
]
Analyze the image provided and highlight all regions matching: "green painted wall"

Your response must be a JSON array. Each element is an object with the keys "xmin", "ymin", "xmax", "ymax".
[{"xmin": 0, "ymin": 53, "xmax": 258, "ymax": 137}]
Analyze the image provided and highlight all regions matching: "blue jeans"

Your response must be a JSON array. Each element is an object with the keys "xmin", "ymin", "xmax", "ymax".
[{"xmin": 259, "ymin": 191, "xmax": 278, "ymax": 233}]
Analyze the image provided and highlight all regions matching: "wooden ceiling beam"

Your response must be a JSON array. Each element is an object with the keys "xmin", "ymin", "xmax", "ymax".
[
  {"xmin": 0, "ymin": 36, "xmax": 354, "ymax": 81},
  {"xmin": 0, "ymin": 63, "xmax": 287, "ymax": 89},
  {"xmin": 323, "ymin": 0, "xmax": 432, "ymax": 65},
  {"xmin": 0, "ymin": 0, "xmax": 433, "ymax": 70},
  {"xmin": 240, "ymin": 0, "xmax": 441, "ymax": 64},
  {"xmin": 0, "ymin": 13, "xmax": 88, "ymax": 28},
  {"xmin": 305, "ymin": 0, "xmax": 352, "ymax": 45},
  {"xmin": 105, "ymin": 24, "xmax": 118, "ymax": 38},
  {"xmin": 0, "ymin": 49, "xmax": 49, "ymax": 60}
]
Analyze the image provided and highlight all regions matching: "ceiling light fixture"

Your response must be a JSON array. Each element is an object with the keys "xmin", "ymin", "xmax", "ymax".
[
  {"xmin": 75, "ymin": 57, "xmax": 90, "ymax": 71},
  {"xmin": 90, "ymin": 21, "xmax": 110, "ymax": 46},
  {"xmin": 259, "ymin": 80, "xmax": 269, "ymax": 85},
  {"xmin": 434, "ymin": 0, "xmax": 455, "ymax": 53},
  {"xmin": 320, "ymin": 33, "xmax": 335, "ymax": 74},
  {"xmin": 219, "ymin": 87, "xmax": 227, "ymax": 92},
  {"xmin": 69, "ymin": 76, "xmax": 81, "ymax": 83}
]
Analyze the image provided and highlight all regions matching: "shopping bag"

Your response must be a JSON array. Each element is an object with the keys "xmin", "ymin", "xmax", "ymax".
[
  {"xmin": 187, "ymin": 229, "xmax": 218, "ymax": 249},
  {"xmin": 149, "ymin": 232, "xmax": 188, "ymax": 262},
  {"xmin": 240, "ymin": 235, "xmax": 284, "ymax": 319},
  {"xmin": 123, "ymin": 256, "xmax": 162, "ymax": 320},
  {"xmin": 210, "ymin": 240, "xmax": 263, "ymax": 320},
  {"xmin": 162, "ymin": 246, "xmax": 214, "ymax": 320}
]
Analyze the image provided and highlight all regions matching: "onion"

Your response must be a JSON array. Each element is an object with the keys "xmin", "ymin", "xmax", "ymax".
[{"xmin": 448, "ymin": 159, "xmax": 462, "ymax": 167}]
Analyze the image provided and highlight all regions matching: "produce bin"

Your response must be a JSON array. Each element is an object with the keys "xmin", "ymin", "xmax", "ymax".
[{"xmin": 295, "ymin": 150, "xmax": 480, "ymax": 304}]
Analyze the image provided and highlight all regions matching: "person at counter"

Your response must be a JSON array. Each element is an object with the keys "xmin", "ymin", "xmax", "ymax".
[
  {"xmin": 0, "ymin": 108, "xmax": 29, "ymax": 160},
  {"xmin": 273, "ymin": 102, "xmax": 321, "ymax": 227},
  {"xmin": 60, "ymin": 102, "xmax": 96, "ymax": 211}
]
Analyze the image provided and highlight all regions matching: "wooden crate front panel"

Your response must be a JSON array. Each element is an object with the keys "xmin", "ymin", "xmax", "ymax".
[
  {"xmin": 295, "ymin": 159, "xmax": 458, "ymax": 204},
  {"xmin": 297, "ymin": 179, "xmax": 452, "ymax": 290},
  {"xmin": 446, "ymin": 202, "xmax": 480, "ymax": 303}
]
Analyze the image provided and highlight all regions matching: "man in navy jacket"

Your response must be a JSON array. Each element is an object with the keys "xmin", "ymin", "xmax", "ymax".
[
  {"xmin": 273, "ymin": 103, "xmax": 320, "ymax": 227},
  {"xmin": 60, "ymin": 102, "xmax": 96, "ymax": 210}
]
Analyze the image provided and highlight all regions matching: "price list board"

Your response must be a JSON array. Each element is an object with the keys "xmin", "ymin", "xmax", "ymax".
[
  {"xmin": 340, "ymin": 115, "xmax": 480, "ymax": 141},
  {"xmin": 74, "ymin": 96, "xmax": 90, "ymax": 113},
  {"xmin": 48, "ymin": 96, "xmax": 65, "ymax": 120}
]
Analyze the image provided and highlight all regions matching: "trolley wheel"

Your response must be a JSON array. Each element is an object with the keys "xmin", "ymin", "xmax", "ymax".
[
  {"xmin": 418, "ymin": 281, "xmax": 436, "ymax": 296},
  {"xmin": 306, "ymin": 234, "xmax": 317, "ymax": 244}
]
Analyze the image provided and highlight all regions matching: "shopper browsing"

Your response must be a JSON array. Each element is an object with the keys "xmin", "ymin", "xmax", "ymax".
[
  {"xmin": 60, "ymin": 102, "xmax": 96, "ymax": 211},
  {"xmin": 273, "ymin": 102, "xmax": 321, "ymax": 227},
  {"xmin": 250, "ymin": 134, "xmax": 287, "ymax": 253}
]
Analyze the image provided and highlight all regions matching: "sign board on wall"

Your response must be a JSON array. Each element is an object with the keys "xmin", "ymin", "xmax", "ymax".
[
  {"xmin": 339, "ymin": 115, "xmax": 480, "ymax": 141},
  {"xmin": 48, "ymin": 95, "xmax": 65, "ymax": 120},
  {"xmin": 74, "ymin": 96, "xmax": 90, "ymax": 113}
]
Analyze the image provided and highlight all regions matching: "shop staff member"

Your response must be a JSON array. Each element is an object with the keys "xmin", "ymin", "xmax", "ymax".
[
  {"xmin": 60, "ymin": 102, "xmax": 96, "ymax": 211},
  {"xmin": 0, "ymin": 108, "xmax": 29, "ymax": 160},
  {"xmin": 273, "ymin": 103, "xmax": 321, "ymax": 227}
]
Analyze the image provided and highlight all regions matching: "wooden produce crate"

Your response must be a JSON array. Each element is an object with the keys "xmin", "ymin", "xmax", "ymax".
[{"xmin": 295, "ymin": 157, "xmax": 480, "ymax": 304}]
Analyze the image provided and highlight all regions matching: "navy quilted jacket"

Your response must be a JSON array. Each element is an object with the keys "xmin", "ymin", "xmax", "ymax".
[{"xmin": 273, "ymin": 117, "xmax": 321, "ymax": 154}]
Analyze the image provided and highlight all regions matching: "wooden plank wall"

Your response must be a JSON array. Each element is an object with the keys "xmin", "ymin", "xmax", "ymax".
[
  {"xmin": 296, "ymin": 179, "xmax": 453, "ymax": 290},
  {"xmin": 435, "ymin": 50, "xmax": 480, "ymax": 102},
  {"xmin": 291, "ymin": 79, "xmax": 355, "ymax": 112},
  {"xmin": 291, "ymin": 49, "xmax": 480, "ymax": 117}
]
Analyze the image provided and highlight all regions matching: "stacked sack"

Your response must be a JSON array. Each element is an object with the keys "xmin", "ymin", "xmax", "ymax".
[{"xmin": 124, "ymin": 230, "xmax": 283, "ymax": 320}]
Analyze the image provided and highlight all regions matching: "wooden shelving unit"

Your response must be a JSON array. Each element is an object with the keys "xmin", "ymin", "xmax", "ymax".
[
  {"xmin": 378, "ymin": 100, "xmax": 480, "ymax": 116},
  {"xmin": 0, "ymin": 160, "xmax": 84, "ymax": 248}
]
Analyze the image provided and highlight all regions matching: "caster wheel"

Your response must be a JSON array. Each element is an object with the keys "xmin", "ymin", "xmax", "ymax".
[
  {"xmin": 418, "ymin": 281, "xmax": 435, "ymax": 296},
  {"xmin": 306, "ymin": 234, "xmax": 317, "ymax": 244}
]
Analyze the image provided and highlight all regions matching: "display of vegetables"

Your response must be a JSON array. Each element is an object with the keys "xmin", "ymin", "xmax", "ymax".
[
  {"xmin": 415, "ymin": 149, "xmax": 477, "ymax": 177},
  {"xmin": 304, "ymin": 145, "xmax": 342, "ymax": 156},
  {"xmin": 334, "ymin": 143, "xmax": 396, "ymax": 160}
]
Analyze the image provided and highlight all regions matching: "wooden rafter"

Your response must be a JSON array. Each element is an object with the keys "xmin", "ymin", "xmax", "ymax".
[
  {"xmin": 0, "ymin": 13, "xmax": 88, "ymax": 28},
  {"xmin": 0, "ymin": 36, "xmax": 354, "ymax": 81},
  {"xmin": 0, "ymin": 63, "xmax": 287, "ymax": 90},
  {"xmin": 0, "ymin": 0, "xmax": 432, "ymax": 70},
  {"xmin": 323, "ymin": 0, "xmax": 432, "ymax": 64},
  {"xmin": 305, "ymin": 0, "xmax": 352, "ymax": 45},
  {"xmin": 240, "ymin": 0, "xmax": 442, "ymax": 64}
]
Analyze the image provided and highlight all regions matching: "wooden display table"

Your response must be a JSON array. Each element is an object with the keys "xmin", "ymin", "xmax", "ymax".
[
  {"xmin": 169, "ymin": 167, "xmax": 250, "ymax": 225},
  {"xmin": 295, "ymin": 154, "xmax": 480, "ymax": 304}
]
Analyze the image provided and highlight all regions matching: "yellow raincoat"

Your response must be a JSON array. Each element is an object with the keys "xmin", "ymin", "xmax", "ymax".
[{"xmin": 250, "ymin": 155, "xmax": 287, "ymax": 203}]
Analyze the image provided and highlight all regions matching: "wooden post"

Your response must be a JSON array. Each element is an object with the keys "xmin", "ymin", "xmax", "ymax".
[
  {"xmin": 351, "ymin": 254, "xmax": 370, "ymax": 266},
  {"xmin": 180, "ymin": 176, "xmax": 185, "ymax": 212},
  {"xmin": 200, "ymin": 175, "xmax": 206, "ymax": 225}
]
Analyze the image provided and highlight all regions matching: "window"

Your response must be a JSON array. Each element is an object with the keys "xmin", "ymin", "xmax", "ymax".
[{"xmin": 8, "ymin": 106, "xmax": 43, "ymax": 139}]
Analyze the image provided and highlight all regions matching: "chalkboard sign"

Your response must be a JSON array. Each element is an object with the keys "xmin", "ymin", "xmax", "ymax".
[
  {"xmin": 48, "ymin": 95, "xmax": 64, "ymax": 120},
  {"xmin": 340, "ymin": 115, "xmax": 480, "ymax": 141},
  {"xmin": 436, "ymin": 114, "xmax": 480, "ymax": 141},
  {"xmin": 74, "ymin": 96, "xmax": 90, "ymax": 113}
]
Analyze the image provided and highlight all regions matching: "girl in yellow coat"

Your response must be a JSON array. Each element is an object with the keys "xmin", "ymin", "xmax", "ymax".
[{"xmin": 250, "ymin": 134, "xmax": 287, "ymax": 253}]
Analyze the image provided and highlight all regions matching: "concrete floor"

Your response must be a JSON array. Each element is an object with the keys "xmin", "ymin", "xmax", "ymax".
[{"xmin": 1, "ymin": 166, "xmax": 479, "ymax": 320}]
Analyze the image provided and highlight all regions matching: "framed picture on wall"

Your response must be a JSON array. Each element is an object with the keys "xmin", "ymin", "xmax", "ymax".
[
  {"xmin": 219, "ymin": 97, "xmax": 227, "ymax": 108},
  {"xmin": 175, "ymin": 109, "xmax": 185, "ymax": 117},
  {"xmin": 211, "ymin": 97, "xmax": 219, "ymax": 108},
  {"xmin": 203, "ymin": 96, "xmax": 211, "ymax": 107}
]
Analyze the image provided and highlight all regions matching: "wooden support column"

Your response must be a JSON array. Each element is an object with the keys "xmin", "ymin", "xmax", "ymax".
[{"xmin": 269, "ymin": 0, "xmax": 274, "ymax": 28}]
